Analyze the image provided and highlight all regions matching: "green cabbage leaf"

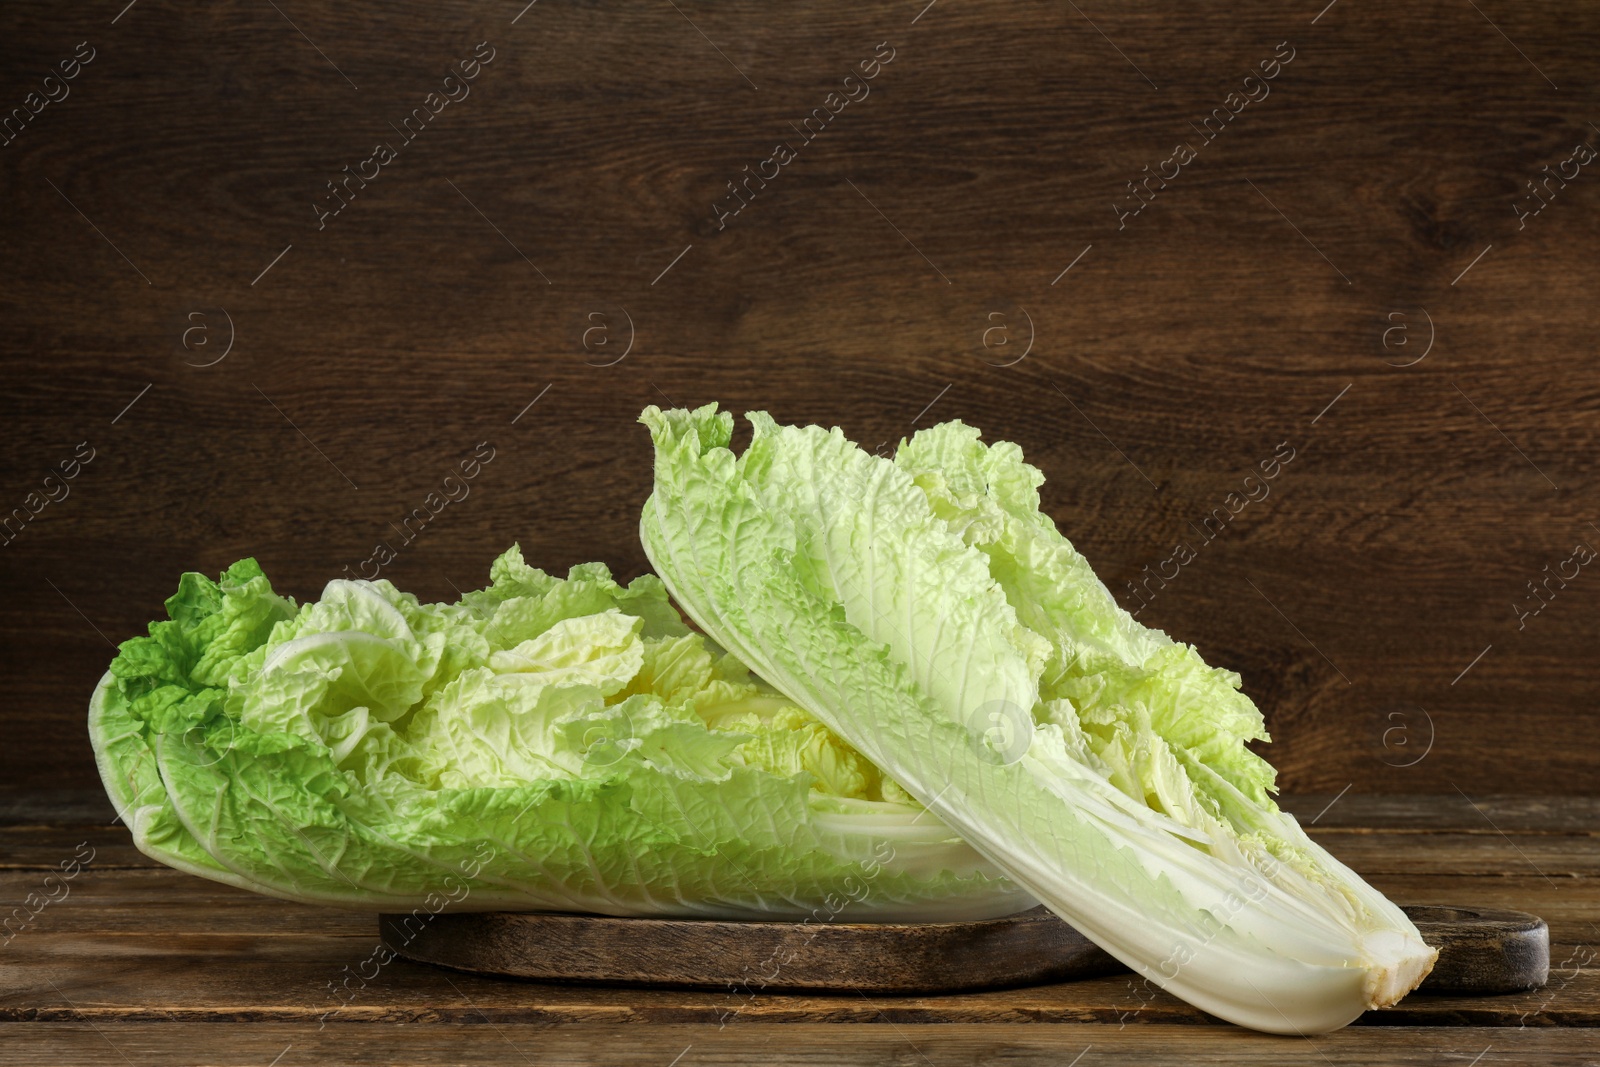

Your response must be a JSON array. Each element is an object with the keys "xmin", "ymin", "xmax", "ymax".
[{"xmin": 90, "ymin": 547, "xmax": 1030, "ymax": 921}]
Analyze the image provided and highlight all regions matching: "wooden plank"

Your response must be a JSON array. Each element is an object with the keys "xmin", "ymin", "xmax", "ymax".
[
  {"xmin": 2, "ymin": 932, "xmax": 1592, "ymax": 1027},
  {"xmin": 0, "ymin": 824, "xmax": 157, "ymax": 871},
  {"xmin": 1367, "ymin": 875, "xmax": 1600, "ymax": 949},
  {"xmin": 0, "ymin": 791, "xmax": 117, "ymax": 827},
  {"xmin": 1281, "ymin": 795, "xmax": 1600, "ymax": 834},
  {"xmin": 0, "ymin": 852, "xmax": 1592, "ymax": 1040},
  {"xmin": 1305, "ymin": 830, "xmax": 1600, "ymax": 876},
  {"xmin": 0, "ymin": 1023, "xmax": 1595, "ymax": 1066},
  {"xmin": 2, "ymin": 1, "xmax": 1599, "ymax": 798},
  {"xmin": 0, "ymin": 868, "xmax": 373, "ymax": 936}
]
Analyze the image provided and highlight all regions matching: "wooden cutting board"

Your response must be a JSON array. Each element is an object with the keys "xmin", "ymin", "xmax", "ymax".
[{"xmin": 379, "ymin": 903, "xmax": 1548, "ymax": 996}]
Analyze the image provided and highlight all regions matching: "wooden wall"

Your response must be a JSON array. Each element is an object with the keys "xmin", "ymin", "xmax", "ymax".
[{"xmin": 2, "ymin": 0, "xmax": 1597, "ymax": 793}]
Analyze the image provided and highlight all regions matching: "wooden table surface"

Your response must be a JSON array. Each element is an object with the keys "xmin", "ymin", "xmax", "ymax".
[
  {"xmin": 4, "ymin": 2, "xmax": 1599, "ymax": 1062},
  {"xmin": 2, "ymin": 793, "xmax": 1595, "ymax": 1065},
  {"xmin": 5, "ymin": 0, "xmax": 1600, "ymax": 800}
]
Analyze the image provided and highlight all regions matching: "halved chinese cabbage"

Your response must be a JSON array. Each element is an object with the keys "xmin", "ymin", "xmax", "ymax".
[{"xmin": 638, "ymin": 404, "xmax": 1434, "ymax": 1033}]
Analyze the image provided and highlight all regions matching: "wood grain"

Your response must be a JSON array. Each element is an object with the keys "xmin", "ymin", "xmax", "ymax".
[
  {"xmin": 6, "ymin": 928, "xmax": 1597, "ymax": 1028},
  {"xmin": 1, "ymin": 2, "xmax": 1598, "ymax": 799},
  {"xmin": 0, "ymin": 799, "xmax": 1594, "ymax": 1038},
  {"xmin": 6, "ymin": 1023, "xmax": 1600, "ymax": 1067}
]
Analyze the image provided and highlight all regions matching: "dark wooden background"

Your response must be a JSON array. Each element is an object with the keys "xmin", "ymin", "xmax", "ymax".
[{"xmin": 2, "ymin": 0, "xmax": 1597, "ymax": 796}]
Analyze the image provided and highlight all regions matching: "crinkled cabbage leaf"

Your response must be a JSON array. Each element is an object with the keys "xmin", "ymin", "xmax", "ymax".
[{"xmin": 90, "ymin": 547, "xmax": 1031, "ymax": 920}]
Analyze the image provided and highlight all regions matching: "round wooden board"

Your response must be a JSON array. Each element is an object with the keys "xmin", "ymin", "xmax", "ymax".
[
  {"xmin": 379, "ymin": 903, "xmax": 1548, "ymax": 996},
  {"xmin": 1404, "ymin": 905, "xmax": 1549, "ymax": 994},
  {"xmin": 381, "ymin": 905, "xmax": 1120, "ymax": 994}
]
